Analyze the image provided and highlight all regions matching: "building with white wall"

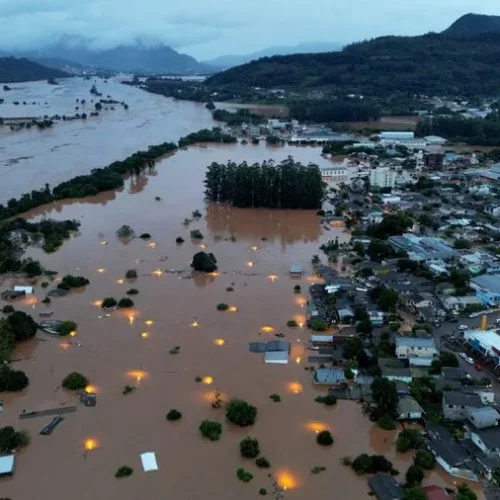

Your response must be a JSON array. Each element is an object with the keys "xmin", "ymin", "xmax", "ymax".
[
  {"xmin": 370, "ymin": 167, "xmax": 396, "ymax": 188},
  {"xmin": 320, "ymin": 165, "xmax": 348, "ymax": 187}
]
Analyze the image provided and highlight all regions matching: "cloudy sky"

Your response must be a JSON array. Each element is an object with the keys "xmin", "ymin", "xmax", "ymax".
[{"xmin": 1, "ymin": 0, "xmax": 499, "ymax": 59}]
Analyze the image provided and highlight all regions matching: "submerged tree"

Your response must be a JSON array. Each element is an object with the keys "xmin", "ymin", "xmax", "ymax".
[{"xmin": 191, "ymin": 252, "xmax": 218, "ymax": 273}]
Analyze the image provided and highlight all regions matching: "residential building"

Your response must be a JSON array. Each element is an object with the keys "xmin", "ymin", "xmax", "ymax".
[
  {"xmin": 320, "ymin": 165, "xmax": 348, "ymax": 187},
  {"xmin": 379, "ymin": 358, "xmax": 412, "ymax": 383},
  {"xmin": 464, "ymin": 329, "xmax": 500, "ymax": 366},
  {"xmin": 379, "ymin": 131, "xmax": 415, "ymax": 141},
  {"xmin": 370, "ymin": 167, "xmax": 396, "ymax": 188},
  {"xmin": 485, "ymin": 204, "xmax": 500, "ymax": 217},
  {"xmin": 368, "ymin": 474, "xmax": 404, "ymax": 500},
  {"xmin": 395, "ymin": 337, "xmax": 437, "ymax": 360},
  {"xmin": 468, "ymin": 407, "xmax": 500, "ymax": 430},
  {"xmin": 442, "ymin": 392, "xmax": 484, "ymax": 421},
  {"xmin": 381, "ymin": 194, "xmax": 401, "ymax": 205},
  {"xmin": 397, "ymin": 396, "xmax": 424, "ymax": 420},
  {"xmin": 0, "ymin": 455, "xmax": 14, "ymax": 478},
  {"xmin": 470, "ymin": 427, "xmax": 500, "ymax": 457},
  {"xmin": 313, "ymin": 367, "xmax": 346, "ymax": 386},
  {"xmin": 425, "ymin": 135, "xmax": 447, "ymax": 145},
  {"xmin": 471, "ymin": 273, "xmax": 500, "ymax": 306}
]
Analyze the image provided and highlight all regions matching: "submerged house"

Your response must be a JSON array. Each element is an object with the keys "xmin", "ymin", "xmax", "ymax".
[
  {"xmin": 368, "ymin": 473, "xmax": 404, "ymax": 500},
  {"xmin": 0, "ymin": 455, "xmax": 15, "ymax": 478},
  {"xmin": 313, "ymin": 367, "xmax": 346, "ymax": 386}
]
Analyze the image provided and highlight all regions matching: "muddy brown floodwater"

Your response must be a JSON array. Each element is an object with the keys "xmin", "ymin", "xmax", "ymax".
[{"xmin": 0, "ymin": 140, "xmax": 484, "ymax": 499}]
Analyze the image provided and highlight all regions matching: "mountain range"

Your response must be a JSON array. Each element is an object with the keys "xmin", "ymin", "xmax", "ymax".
[
  {"xmin": 0, "ymin": 57, "xmax": 69, "ymax": 84},
  {"xmin": 203, "ymin": 42, "xmax": 343, "ymax": 69}
]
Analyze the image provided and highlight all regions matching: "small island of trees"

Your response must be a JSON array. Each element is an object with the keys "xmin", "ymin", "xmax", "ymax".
[{"xmin": 204, "ymin": 157, "xmax": 324, "ymax": 209}]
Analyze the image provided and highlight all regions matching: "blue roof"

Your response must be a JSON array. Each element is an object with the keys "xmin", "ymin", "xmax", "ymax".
[{"xmin": 472, "ymin": 273, "xmax": 500, "ymax": 295}]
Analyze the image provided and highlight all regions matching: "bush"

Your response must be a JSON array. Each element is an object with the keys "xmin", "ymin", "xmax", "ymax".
[
  {"xmin": 115, "ymin": 466, "xmax": 133, "ymax": 478},
  {"xmin": 199, "ymin": 420, "xmax": 222, "ymax": 441},
  {"xmin": 0, "ymin": 367, "xmax": 29, "ymax": 392},
  {"xmin": 41, "ymin": 297, "xmax": 51, "ymax": 304},
  {"xmin": 116, "ymin": 225, "xmax": 135, "ymax": 238},
  {"xmin": 316, "ymin": 430, "xmax": 334, "ymax": 446},
  {"xmin": 310, "ymin": 318, "xmax": 328, "ymax": 331},
  {"xmin": 240, "ymin": 437, "xmax": 260, "ymax": 458},
  {"xmin": 56, "ymin": 320, "xmax": 77, "ymax": 336},
  {"xmin": 191, "ymin": 252, "xmax": 217, "ymax": 272},
  {"xmin": 259, "ymin": 488, "xmax": 268, "ymax": 496},
  {"xmin": 190, "ymin": 229, "xmax": 204, "ymax": 240},
  {"xmin": 406, "ymin": 464, "xmax": 424, "ymax": 486},
  {"xmin": 352, "ymin": 453, "xmax": 393, "ymax": 475},
  {"xmin": 256, "ymin": 457, "xmax": 270, "ymax": 468},
  {"xmin": 236, "ymin": 468, "xmax": 253, "ymax": 483},
  {"xmin": 269, "ymin": 394, "xmax": 281, "ymax": 402},
  {"xmin": 226, "ymin": 398, "xmax": 257, "ymax": 426},
  {"xmin": 62, "ymin": 372, "xmax": 88, "ymax": 390},
  {"xmin": 126, "ymin": 288, "xmax": 139, "ymax": 295},
  {"xmin": 122, "ymin": 385, "xmax": 135, "ymax": 395},
  {"xmin": 217, "ymin": 303, "xmax": 229, "ymax": 311},
  {"xmin": 176, "ymin": 236, "xmax": 185, "ymax": 243},
  {"xmin": 101, "ymin": 297, "xmax": 117, "ymax": 308},
  {"xmin": 166, "ymin": 409, "xmax": 182, "ymax": 421},
  {"xmin": 2, "ymin": 305, "xmax": 14, "ymax": 314},
  {"xmin": 139, "ymin": 233, "xmax": 151, "ymax": 239},
  {"xmin": 344, "ymin": 367, "xmax": 354, "ymax": 380},
  {"xmin": 287, "ymin": 320, "xmax": 298, "ymax": 327},
  {"xmin": 125, "ymin": 269, "xmax": 137, "ymax": 279},
  {"xmin": 117, "ymin": 298, "xmax": 134, "ymax": 308},
  {"xmin": 315, "ymin": 395, "xmax": 337, "ymax": 406},
  {"xmin": 311, "ymin": 466, "xmax": 326, "ymax": 474},
  {"xmin": 41, "ymin": 281, "xmax": 49, "ymax": 288},
  {"xmin": 0, "ymin": 426, "xmax": 29, "ymax": 453},
  {"xmin": 377, "ymin": 415, "xmax": 397, "ymax": 430},
  {"xmin": 226, "ymin": 286, "xmax": 234, "ymax": 292},
  {"xmin": 294, "ymin": 286, "xmax": 301, "ymax": 294},
  {"xmin": 192, "ymin": 209, "xmax": 202, "ymax": 218},
  {"xmin": 396, "ymin": 429, "xmax": 424, "ymax": 453},
  {"xmin": 404, "ymin": 487, "xmax": 428, "ymax": 500},
  {"xmin": 413, "ymin": 450, "xmax": 436, "ymax": 470},
  {"xmin": 58, "ymin": 275, "xmax": 89, "ymax": 289}
]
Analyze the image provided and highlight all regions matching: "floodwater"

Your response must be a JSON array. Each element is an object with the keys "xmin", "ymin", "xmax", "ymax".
[
  {"xmin": 0, "ymin": 77, "xmax": 215, "ymax": 202},
  {"xmin": 0, "ymin": 102, "xmax": 484, "ymax": 498}
]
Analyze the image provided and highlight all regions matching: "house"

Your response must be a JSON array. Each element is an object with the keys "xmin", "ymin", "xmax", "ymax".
[
  {"xmin": 289, "ymin": 265, "xmax": 303, "ymax": 276},
  {"xmin": 1, "ymin": 290, "xmax": 26, "ymax": 300},
  {"xmin": 368, "ymin": 310, "xmax": 384, "ymax": 327},
  {"xmin": 395, "ymin": 337, "xmax": 437, "ymax": 360},
  {"xmin": 379, "ymin": 358, "xmax": 412, "ymax": 383},
  {"xmin": 264, "ymin": 351, "xmax": 289, "ymax": 364},
  {"xmin": 470, "ymin": 427, "xmax": 500, "ymax": 457},
  {"xmin": 313, "ymin": 368, "xmax": 346, "ymax": 386},
  {"xmin": 403, "ymin": 292, "xmax": 435, "ymax": 313},
  {"xmin": 310, "ymin": 335, "xmax": 334, "ymax": 346},
  {"xmin": 397, "ymin": 396, "xmax": 424, "ymax": 421},
  {"xmin": 368, "ymin": 473, "xmax": 404, "ymax": 500},
  {"xmin": 485, "ymin": 204, "xmax": 500, "ymax": 217},
  {"xmin": 471, "ymin": 273, "xmax": 500, "ymax": 306},
  {"xmin": 0, "ymin": 454, "xmax": 15, "ymax": 478},
  {"xmin": 467, "ymin": 406, "xmax": 500, "ymax": 430},
  {"xmin": 442, "ymin": 392, "xmax": 484, "ymax": 421}
]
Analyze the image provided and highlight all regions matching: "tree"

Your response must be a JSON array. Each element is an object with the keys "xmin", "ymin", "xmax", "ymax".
[
  {"xmin": 316, "ymin": 430, "xmax": 334, "ymax": 446},
  {"xmin": 450, "ymin": 268, "xmax": 470, "ymax": 294},
  {"xmin": 116, "ymin": 225, "xmax": 135, "ymax": 238},
  {"xmin": 454, "ymin": 238, "xmax": 471, "ymax": 249},
  {"xmin": 117, "ymin": 298, "xmax": 134, "ymax": 308},
  {"xmin": 439, "ymin": 351, "xmax": 459, "ymax": 367},
  {"xmin": 5, "ymin": 311, "xmax": 37, "ymax": 341},
  {"xmin": 405, "ymin": 465, "xmax": 424, "ymax": 486},
  {"xmin": 56, "ymin": 321, "xmax": 77, "ymax": 336},
  {"xmin": 356, "ymin": 319, "xmax": 373, "ymax": 336},
  {"xmin": 371, "ymin": 377, "xmax": 398, "ymax": 419},
  {"xmin": 101, "ymin": 297, "xmax": 117, "ymax": 308},
  {"xmin": 377, "ymin": 415, "xmax": 396, "ymax": 430},
  {"xmin": 115, "ymin": 466, "xmax": 133, "ymax": 478},
  {"xmin": 256, "ymin": 457, "xmax": 270, "ymax": 468},
  {"xmin": 0, "ymin": 366, "xmax": 29, "ymax": 392},
  {"xmin": 0, "ymin": 426, "xmax": 29, "ymax": 453},
  {"xmin": 166, "ymin": 409, "xmax": 182, "ymax": 421},
  {"xmin": 413, "ymin": 450, "xmax": 436, "ymax": 470},
  {"xmin": 226, "ymin": 398, "xmax": 257, "ymax": 426},
  {"xmin": 191, "ymin": 252, "xmax": 218, "ymax": 272},
  {"xmin": 240, "ymin": 437, "xmax": 260, "ymax": 458},
  {"xmin": 199, "ymin": 420, "xmax": 222, "ymax": 441},
  {"xmin": 367, "ymin": 240, "xmax": 393, "ymax": 262},
  {"xmin": 456, "ymin": 484, "xmax": 477, "ymax": 500},
  {"xmin": 396, "ymin": 429, "xmax": 424, "ymax": 452},
  {"xmin": 369, "ymin": 213, "xmax": 413, "ymax": 239},
  {"xmin": 310, "ymin": 318, "xmax": 329, "ymax": 331},
  {"xmin": 62, "ymin": 372, "xmax": 88, "ymax": 390},
  {"xmin": 377, "ymin": 289, "xmax": 400, "ymax": 312},
  {"xmin": 404, "ymin": 487, "xmax": 427, "ymax": 500}
]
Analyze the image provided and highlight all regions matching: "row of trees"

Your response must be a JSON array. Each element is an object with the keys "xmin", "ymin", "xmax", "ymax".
[
  {"xmin": 178, "ymin": 128, "xmax": 236, "ymax": 148},
  {"xmin": 204, "ymin": 157, "xmax": 324, "ymax": 209},
  {"xmin": 290, "ymin": 99, "xmax": 381, "ymax": 123},
  {"xmin": 212, "ymin": 109, "xmax": 265, "ymax": 126}
]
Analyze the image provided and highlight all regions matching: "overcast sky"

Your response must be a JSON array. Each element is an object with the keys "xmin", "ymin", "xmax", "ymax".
[{"xmin": 1, "ymin": 0, "xmax": 499, "ymax": 59}]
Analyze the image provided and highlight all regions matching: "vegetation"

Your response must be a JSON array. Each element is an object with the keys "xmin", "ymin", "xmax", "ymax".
[
  {"xmin": 291, "ymin": 99, "xmax": 380, "ymax": 123},
  {"xmin": 351, "ymin": 454, "xmax": 393, "ymax": 475},
  {"xmin": 126, "ymin": 288, "xmax": 139, "ymax": 295},
  {"xmin": 199, "ymin": 420, "xmax": 222, "ymax": 441},
  {"xmin": 294, "ymin": 285, "xmax": 301, "ymax": 293},
  {"xmin": 269, "ymin": 394, "xmax": 281, "ymax": 402},
  {"xmin": 0, "ymin": 366, "xmax": 29, "ymax": 392},
  {"xmin": 256, "ymin": 457, "xmax": 270, "ymax": 468},
  {"xmin": 62, "ymin": 372, "xmax": 88, "ymax": 390},
  {"xmin": 217, "ymin": 303, "xmax": 229, "ymax": 311},
  {"xmin": 122, "ymin": 385, "xmax": 135, "ymax": 395},
  {"xmin": 316, "ymin": 430, "xmax": 334, "ymax": 446},
  {"xmin": 236, "ymin": 468, "xmax": 253, "ymax": 483},
  {"xmin": 404, "ymin": 487, "xmax": 428, "ymax": 500},
  {"xmin": 0, "ymin": 426, "xmax": 30, "ymax": 453},
  {"xmin": 117, "ymin": 298, "xmax": 134, "ymax": 308},
  {"xmin": 310, "ymin": 318, "xmax": 329, "ymax": 331},
  {"xmin": 377, "ymin": 415, "xmax": 397, "ymax": 430},
  {"xmin": 240, "ymin": 437, "xmax": 260, "ymax": 458},
  {"xmin": 115, "ymin": 466, "xmax": 133, "ymax": 478},
  {"xmin": 101, "ymin": 297, "xmax": 117, "ymax": 308},
  {"xmin": 226, "ymin": 398, "xmax": 257, "ymax": 426},
  {"xmin": 2, "ymin": 305, "xmax": 14, "ymax": 314},
  {"xmin": 125, "ymin": 269, "xmax": 137, "ymax": 279},
  {"xmin": 178, "ymin": 128, "xmax": 237, "ymax": 148},
  {"xmin": 413, "ymin": 450, "xmax": 436, "ymax": 470},
  {"xmin": 57, "ymin": 275, "xmax": 89, "ymax": 290},
  {"xmin": 259, "ymin": 488, "xmax": 268, "ymax": 495},
  {"xmin": 456, "ymin": 484, "xmax": 477, "ymax": 500},
  {"xmin": 315, "ymin": 395, "xmax": 337, "ymax": 406},
  {"xmin": 190, "ymin": 229, "xmax": 204, "ymax": 239},
  {"xmin": 139, "ymin": 233, "xmax": 151, "ymax": 239},
  {"xmin": 311, "ymin": 466, "xmax": 326, "ymax": 474},
  {"xmin": 371, "ymin": 377, "xmax": 398, "ymax": 420},
  {"xmin": 176, "ymin": 236, "xmax": 185, "ymax": 244},
  {"xmin": 169, "ymin": 346, "xmax": 181, "ymax": 355},
  {"xmin": 405, "ymin": 465, "xmax": 424, "ymax": 486},
  {"xmin": 396, "ymin": 429, "xmax": 424, "ymax": 453},
  {"xmin": 204, "ymin": 158, "xmax": 324, "ymax": 209},
  {"xmin": 212, "ymin": 108, "xmax": 265, "ymax": 126},
  {"xmin": 286, "ymin": 320, "xmax": 298, "ymax": 327},
  {"xmin": 116, "ymin": 225, "xmax": 135, "ymax": 238},
  {"xmin": 4, "ymin": 311, "xmax": 37, "ymax": 341},
  {"xmin": 166, "ymin": 409, "xmax": 182, "ymax": 421},
  {"xmin": 191, "ymin": 252, "xmax": 218, "ymax": 272},
  {"xmin": 56, "ymin": 320, "xmax": 77, "ymax": 336}
]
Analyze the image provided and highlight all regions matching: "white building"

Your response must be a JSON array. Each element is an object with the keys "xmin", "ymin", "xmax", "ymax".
[
  {"xmin": 395, "ymin": 337, "xmax": 438, "ymax": 360},
  {"xmin": 320, "ymin": 165, "xmax": 348, "ymax": 187},
  {"xmin": 379, "ymin": 131, "xmax": 415, "ymax": 141},
  {"xmin": 370, "ymin": 167, "xmax": 396, "ymax": 188}
]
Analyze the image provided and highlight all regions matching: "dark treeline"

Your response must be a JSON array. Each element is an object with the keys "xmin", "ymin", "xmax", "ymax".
[
  {"xmin": 416, "ymin": 114, "xmax": 500, "ymax": 146},
  {"xmin": 204, "ymin": 156, "xmax": 324, "ymax": 209},
  {"xmin": 290, "ymin": 100, "xmax": 381, "ymax": 123},
  {"xmin": 212, "ymin": 109, "xmax": 265, "ymax": 126},
  {"xmin": 178, "ymin": 128, "xmax": 237, "ymax": 148}
]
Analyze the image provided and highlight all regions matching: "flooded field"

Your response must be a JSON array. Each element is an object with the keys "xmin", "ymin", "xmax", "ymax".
[{"xmin": 0, "ymin": 139, "xmax": 483, "ymax": 499}]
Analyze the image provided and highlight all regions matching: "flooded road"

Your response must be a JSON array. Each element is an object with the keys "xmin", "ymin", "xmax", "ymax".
[{"xmin": 0, "ymin": 77, "xmax": 215, "ymax": 202}]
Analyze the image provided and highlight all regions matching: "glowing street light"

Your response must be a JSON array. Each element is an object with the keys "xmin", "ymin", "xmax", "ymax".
[
  {"xmin": 116, "ymin": 279, "xmax": 124, "ymax": 284},
  {"xmin": 140, "ymin": 332, "xmax": 150, "ymax": 339},
  {"xmin": 152, "ymin": 269, "xmax": 163, "ymax": 276},
  {"xmin": 268, "ymin": 274, "xmax": 278, "ymax": 282},
  {"xmin": 247, "ymin": 261, "xmax": 254, "ymax": 268},
  {"xmin": 202, "ymin": 376, "xmax": 214, "ymax": 385},
  {"xmin": 228, "ymin": 306, "xmax": 238, "ymax": 312},
  {"xmin": 97, "ymin": 268, "xmax": 105, "ymax": 273},
  {"xmin": 214, "ymin": 338, "xmax": 226, "ymax": 346},
  {"xmin": 84, "ymin": 438, "xmax": 98, "ymax": 451},
  {"xmin": 251, "ymin": 246, "xmax": 259, "ymax": 252},
  {"xmin": 145, "ymin": 320, "xmax": 154, "ymax": 326}
]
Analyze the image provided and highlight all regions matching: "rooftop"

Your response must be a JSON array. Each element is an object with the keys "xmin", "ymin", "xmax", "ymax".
[
  {"xmin": 472, "ymin": 273, "xmax": 500, "ymax": 295},
  {"xmin": 443, "ymin": 392, "xmax": 483, "ymax": 408},
  {"xmin": 368, "ymin": 473, "xmax": 404, "ymax": 500},
  {"xmin": 472, "ymin": 427, "xmax": 500, "ymax": 449},
  {"xmin": 395, "ymin": 337, "xmax": 436, "ymax": 349},
  {"xmin": 0, "ymin": 454, "xmax": 15, "ymax": 475}
]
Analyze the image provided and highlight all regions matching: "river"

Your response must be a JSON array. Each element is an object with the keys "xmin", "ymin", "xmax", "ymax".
[{"xmin": 0, "ymin": 81, "xmax": 484, "ymax": 499}]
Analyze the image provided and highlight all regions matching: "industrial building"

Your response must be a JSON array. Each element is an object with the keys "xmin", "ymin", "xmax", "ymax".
[
  {"xmin": 471, "ymin": 273, "xmax": 500, "ymax": 306},
  {"xmin": 464, "ymin": 329, "xmax": 500, "ymax": 367},
  {"xmin": 388, "ymin": 234, "xmax": 456, "ymax": 262}
]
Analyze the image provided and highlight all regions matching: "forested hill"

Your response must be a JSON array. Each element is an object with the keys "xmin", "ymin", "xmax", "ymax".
[
  {"xmin": 0, "ymin": 57, "xmax": 69, "ymax": 83},
  {"xmin": 206, "ymin": 32, "xmax": 500, "ymax": 96},
  {"xmin": 443, "ymin": 13, "xmax": 500, "ymax": 36}
]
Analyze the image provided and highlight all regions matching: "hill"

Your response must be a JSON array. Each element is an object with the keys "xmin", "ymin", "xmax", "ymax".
[
  {"xmin": 204, "ymin": 41, "xmax": 343, "ymax": 69},
  {"xmin": 443, "ymin": 13, "xmax": 500, "ymax": 36},
  {"xmin": 206, "ymin": 32, "xmax": 500, "ymax": 96},
  {"xmin": 0, "ymin": 57, "xmax": 69, "ymax": 83}
]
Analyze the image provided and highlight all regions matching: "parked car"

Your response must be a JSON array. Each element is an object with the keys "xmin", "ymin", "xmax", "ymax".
[
  {"xmin": 474, "ymin": 363, "xmax": 484, "ymax": 372},
  {"xmin": 458, "ymin": 325, "xmax": 469, "ymax": 331},
  {"xmin": 459, "ymin": 352, "xmax": 467, "ymax": 359},
  {"xmin": 465, "ymin": 356, "xmax": 475, "ymax": 365}
]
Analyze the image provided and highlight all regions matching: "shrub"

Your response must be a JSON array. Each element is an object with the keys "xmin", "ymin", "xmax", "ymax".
[
  {"xmin": 377, "ymin": 415, "xmax": 397, "ymax": 430},
  {"xmin": 406, "ymin": 464, "xmax": 424, "ymax": 486},
  {"xmin": 176, "ymin": 236, "xmax": 185, "ymax": 243},
  {"xmin": 125, "ymin": 269, "xmax": 137, "ymax": 279},
  {"xmin": 116, "ymin": 225, "xmax": 135, "ymax": 238},
  {"xmin": 195, "ymin": 375, "xmax": 202, "ymax": 382},
  {"xmin": 269, "ymin": 394, "xmax": 281, "ymax": 402},
  {"xmin": 236, "ymin": 468, "xmax": 253, "ymax": 483},
  {"xmin": 287, "ymin": 320, "xmax": 298, "ymax": 327},
  {"xmin": 115, "ymin": 466, "xmax": 133, "ymax": 478},
  {"xmin": 351, "ymin": 454, "xmax": 393, "ymax": 475},
  {"xmin": 0, "ymin": 426, "xmax": 29, "ymax": 453},
  {"xmin": 62, "ymin": 372, "xmax": 88, "ymax": 390},
  {"xmin": 117, "ymin": 298, "xmax": 134, "ymax": 308},
  {"xmin": 315, "ymin": 395, "xmax": 337, "ymax": 406},
  {"xmin": 192, "ymin": 209, "xmax": 202, "ymax": 218},
  {"xmin": 58, "ymin": 275, "xmax": 89, "ymax": 289},
  {"xmin": 2, "ymin": 305, "xmax": 14, "ymax": 314},
  {"xmin": 166, "ymin": 409, "xmax": 182, "ymax": 421},
  {"xmin": 101, "ymin": 297, "xmax": 117, "ymax": 308},
  {"xmin": 310, "ymin": 318, "xmax": 328, "ymax": 331},
  {"xmin": 169, "ymin": 346, "xmax": 180, "ymax": 355},
  {"xmin": 240, "ymin": 437, "xmax": 260, "ymax": 458},
  {"xmin": 344, "ymin": 367, "xmax": 355, "ymax": 380},
  {"xmin": 190, "ymin": 229, "xmax": 204, "ymax": 240},
  {"xmin": 226, "ymin": 398, "xmax": 257, "ymax": 426},
  {"xmin": 41, "ymin": 297, "xmax": 51, "ymax": 304},
  {"xmin": 122, "ymin": 385, "xmax": 135, "ymax": 395},
  {"xmin": 155, "ymin": 196, "xmax": 161, "ymax": 201},
  {"xmin": 217, "ymin": 303, "xmax": 229, "ymax": 311},
  {"xmin": 139, "ymin": 233, "xmax": 151, "ymax": 239},
  {"xmin": 413, "ymin": 450, "xmax": 436, "ymax": 470},
  {"xmin": 126, "ymin": 288, "xmax": 139, "ymax": 295},
  {"xmin": 226, "ymin": 286, "xmax": 234, "ymax": 292},
  {"xmin": 199, "ymin": 420, "xmax": 222, "ymax": 441},
  {"xmin": 256, "ymin": 457, "xmax": 270, "ymax": 468},
  {"xmin": 191, "ymin": 252, "xmax": 217, "ymax": 272},
  {"xmin": 259, "ymin": 488, "xmax": 267, "ymax": 496},
  {"xmin": 311, "ymin": 466, "xmax": 326, "ymax": 474},
  {"xmin": 41, "ymin": 281, "xmax": 49, "ymax": 288},
  {"xmin": 56, "ymin": 320, "xmax": 77, "ymax": 336},
  {"xmin": 0, "ymin": 367, "xmax": 29, "ymax": 392},
  {"xmin": 396, "ymin": 429, "xmax": 424, "ymax": 453},
  {"xmin": 294, "ymin": 285, "xmax": 301, "ymax": 293},
  {"xmin": 316, "ymin": 430, "xmax": 334, "ymax": 446}
]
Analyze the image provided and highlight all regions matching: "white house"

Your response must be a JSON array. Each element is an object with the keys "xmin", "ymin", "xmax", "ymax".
[
  {"xmin": 470, "ymin": 427, "xmax": 500, "ymax": 457},
  {"xmin": 370, "ymin": 167, "xmax": 396, "ymax": 188},
  {"xmin": 395, "ymin": 337, "xmax": 438, "ymax": 360}
]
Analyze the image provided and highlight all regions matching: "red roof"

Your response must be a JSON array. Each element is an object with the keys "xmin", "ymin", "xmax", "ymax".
[{"xmin": 423, "ymin": 486, "xmax": 450, "ymax": 500}]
